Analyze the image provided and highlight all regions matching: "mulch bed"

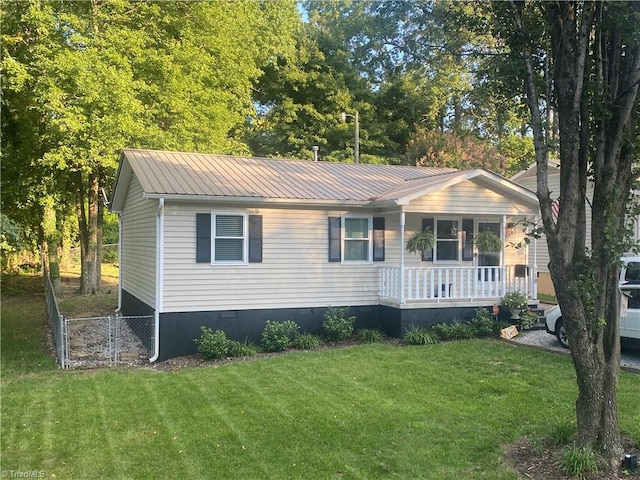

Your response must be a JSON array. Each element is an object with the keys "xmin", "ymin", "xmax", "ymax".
[{"xmin": 506, "ymin": 436, "xmax": 639, "ymax": 480}]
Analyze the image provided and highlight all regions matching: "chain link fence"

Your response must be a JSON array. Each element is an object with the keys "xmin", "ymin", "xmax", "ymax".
[
  {"xmin": 65, "ymin": 315, "xmax": 153, "ymax": 368},
  {"xmin": 45, "ymin": 274, "xmax": 67, "ymax": 368},
  {"xmin": 44, "ymin": 274, "xmax": 154, "ymax": 369}
]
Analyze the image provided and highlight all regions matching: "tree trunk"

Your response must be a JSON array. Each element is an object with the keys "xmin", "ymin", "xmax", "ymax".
[
  {"xmin": 76, "ymin": 172, "xmax": 100, "ymax": 295},
  {"xmin": 96, "ymin": 193, "xmax": 103, "ymax": 292},
  {"xmin": 509, "ymin": 0, "xmax": 640, "ymax": 471}
]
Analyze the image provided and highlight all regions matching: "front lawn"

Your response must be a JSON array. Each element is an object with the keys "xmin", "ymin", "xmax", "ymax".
[{"xmin": 2, "ymin": 285, "xmax": 639, "ymax": 479}]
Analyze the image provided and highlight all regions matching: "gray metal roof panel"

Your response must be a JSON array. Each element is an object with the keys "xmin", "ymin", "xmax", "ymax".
[{"xmin": 120, "ymin": 149, "xmax": 459, "ymax": 203}]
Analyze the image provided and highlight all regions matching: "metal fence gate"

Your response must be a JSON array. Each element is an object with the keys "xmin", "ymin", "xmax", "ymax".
[
  {"xmin": 45, "ymin": 275, "xmax": 155, "ymax": 369},
  {"xmin": 64, "ymin": 315, "xmax": 154, "ymax": 368}
]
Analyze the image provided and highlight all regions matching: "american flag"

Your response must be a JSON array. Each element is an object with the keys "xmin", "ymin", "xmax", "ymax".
[{"xmin": 551, "ymin": 197, "xmax": 560, "ymax": 222}]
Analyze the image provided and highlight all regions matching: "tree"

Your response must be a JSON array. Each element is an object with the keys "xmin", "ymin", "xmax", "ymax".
[
  {"xmin": 2, "ymin": 0, "xmax": 298, "ymax": 292},
  {"xmin": 252, "ymin": 1, "xmax": 536, "ymax": 169},
  {"xmin": 499, "ymin": 0, "xmax": 640, "ymax": 471},
  {"xmin": 405, "ymin": 128, "xmax": 506, "ymax": 172}
]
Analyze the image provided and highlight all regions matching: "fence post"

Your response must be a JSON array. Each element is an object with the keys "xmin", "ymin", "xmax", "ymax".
[
  {"xmin": 114, "ymin": 314, "xmax": 120, "ymax": 365},
  {"xmin": 63, "ymin": 316, "xmax": 69, "ymax": 369}
]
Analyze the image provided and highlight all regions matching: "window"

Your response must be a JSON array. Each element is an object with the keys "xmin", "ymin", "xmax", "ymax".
[
  {"xmin": 435, "ymin": 218, "xmax": 459, "ymax": 261},
  {"xmin": 196, "ymin": 212, "xmax": 262, "ymax": 264},
  {"xmin": 343, "ymin": 217, "xmax": 371, "ymax": 262},
  {"xmin": 214, "ymin": 214, "xmax": 246, "ymax": 263},
  {"xmin": 328, "ymin": 216, "xmax": 384, "ymax": 263}
]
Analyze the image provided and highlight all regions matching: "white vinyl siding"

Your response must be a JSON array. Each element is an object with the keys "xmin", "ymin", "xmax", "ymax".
[
  {"xmin": 162, "ymin": 204, "xmax": 382, "ymax": 312},
  {"xmin": 406, "ymin": 179, "xmax": 539, "ymax": 216},
  {"xmin": 120, "ymin": 174, "xmax": 156, "ymax": 307}
]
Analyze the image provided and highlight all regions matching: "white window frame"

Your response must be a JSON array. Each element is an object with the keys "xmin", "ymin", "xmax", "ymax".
[
  {"xmin": 434, "ymin": 217, "xmax": 461, "ymax": 263},
  {"xmin": 342, "ymin": 215, "xmax": 373, "ymax": 264},
  {"xmin": 211, "ymin": 211, "xmax": 248, "ymax": 265}
]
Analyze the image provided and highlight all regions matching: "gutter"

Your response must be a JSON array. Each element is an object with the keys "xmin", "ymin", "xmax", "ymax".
[
  {"xmin": 150, "ymin": 198, "xmax": 164, "ymax": 363},
  {"xmin": 142, "ymin": 193, "xmax": 371, "ymax": 208}
]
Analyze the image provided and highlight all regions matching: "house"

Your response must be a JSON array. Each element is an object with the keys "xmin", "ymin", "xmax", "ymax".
[
  {"xmin": 511, "ymin": 161, "xmax": 640, "ymax": 297},
  {"xmin": 110, "ymin": 148, "xmax": 541, "ymax": 361}
]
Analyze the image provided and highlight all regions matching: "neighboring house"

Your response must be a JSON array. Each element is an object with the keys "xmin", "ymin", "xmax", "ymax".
[
  {"xmin": 110, "ymin": 148, "xmax": 540, "ymax": 361},
  {"xmin": 512, "ymin": 161, "xmax": 640, "ymax": 297}
]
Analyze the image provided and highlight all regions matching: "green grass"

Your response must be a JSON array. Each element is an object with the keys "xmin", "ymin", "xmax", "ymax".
[
  {"xmin": 2, "ymin": 287, "xmax": 640, "ymax": 479},
  {"xmin": 537, "ymin": 292, "xmax": 557, "ymax": 304}
]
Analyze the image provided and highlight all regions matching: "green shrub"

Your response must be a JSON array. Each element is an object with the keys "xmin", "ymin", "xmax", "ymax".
[
  {"xmin": 227, "ymin": 339, "xmax": 257, "ymax": 357},
  {"xmin": 431, "ymin": 322, "xmax": 475, "ymax": 341},
  {"xmin": 194, "ymin": 327, "xmax": 229, "ymax": 360},
  {"xmin": 431, "ymin": 323, "xmax": 455, "ymax": 341},
  {"xmin": 469, "ymin": 308, "xmax": 498, "ymax": 337},
  {"xmin": 102, "ymin": 249, "xmax": 119, "ymax": 263},
  {"xmin": 322, "ymin": 307, "xmax": 355, "ymax": 342},
  {"xmin": 561, "ymin": 446, "xmax": 600, "ymax": 479},
  {"xmin": 292, "ymin": 333, "xmax": 321, "ymax": 350},
  {"xmin": 403, "ymin": 325, "xmax": 438, "ymax": 345},
  {"xmin": 261, "ymin": 320, "xmax": 299, "ymax": 352},
  {"xmin": 449, "ymin": 322, "xmax": 475, "ymax": 340},
  {"xmin": 357, "ymin": 328, "xmax": 384, "ymax": 343},
  {"xmin": 518, "ymin": 310, "xmax": 539, "ymax": 331}
]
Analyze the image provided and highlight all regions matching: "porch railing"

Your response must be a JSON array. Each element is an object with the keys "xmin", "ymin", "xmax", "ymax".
[{"xmin": 380, "ymin": 265, "xmax": 535, "ymax": 303}]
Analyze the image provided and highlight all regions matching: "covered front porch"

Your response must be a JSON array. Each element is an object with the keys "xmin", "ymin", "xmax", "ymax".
[
  {"xmin": 368, "ymin": 168, "xmax": 541, "ymax": 308},
  {"xmin": 379, "ymin": 264, "xmax": 537, "ymax": 305}
]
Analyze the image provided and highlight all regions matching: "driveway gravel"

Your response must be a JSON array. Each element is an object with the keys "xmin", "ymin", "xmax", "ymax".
[{"xmin": 510, "ymin": 327, "xmax": 640, "ymax": 374}]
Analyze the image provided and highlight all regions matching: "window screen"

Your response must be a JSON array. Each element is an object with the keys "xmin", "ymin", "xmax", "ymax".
[{"xmin": 214, "ymin": 214, "xmax": 244, "ymax": 262}]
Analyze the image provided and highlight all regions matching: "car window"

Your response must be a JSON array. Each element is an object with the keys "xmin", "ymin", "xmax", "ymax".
[
  {"xmin": 622, "ymin": 288, "xmax": 640, "ymax": 309},
  {"xmin": 624, "ymin": 262, "xmax": 640, "ymax": 283}
]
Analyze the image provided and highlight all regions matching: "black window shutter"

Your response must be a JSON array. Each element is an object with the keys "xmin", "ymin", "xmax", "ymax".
[
  {"xmin": 421, "ymin": 218, "xmax": 434, "ymax": 261},
  {"xmin": 196, "ymin": 213, "xmax": 211, "ymax": 263},
  {"xmin": 328, "ymin": 217, "xmax": 341, "ymax": 262},
  {"xmin": 373, "ymin": 217, "xmax": 385, "ymax": 262},
  {"xmin": 249, "ymin": 215, "xmax": 263, "ymax": 263}
]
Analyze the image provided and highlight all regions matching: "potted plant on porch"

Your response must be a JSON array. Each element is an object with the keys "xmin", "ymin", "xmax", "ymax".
[
  {"xmin": 502, "ymin": 291, "xmax": 529, "ymax": 319},
  {"xmin": 474, "ymin": 229, "xmax": 502, "ymax": 281},
  {"xmin": 474, "ymin": 229, "xmax": 502, "ymax": 266},
  {"xmin": 405, "ymin": 227, "xmax": 435, "ymax": 258}
]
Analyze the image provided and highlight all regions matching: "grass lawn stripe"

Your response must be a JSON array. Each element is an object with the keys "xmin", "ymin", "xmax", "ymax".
[
  {"xmin": 3, "ymin": 284, "xmax": 640, "ymax": 479},
  {"xmin": 139, "ymin": 374, "xmax": 202, "ymax": 479},
  {"xmin": 179, "ymin": 372, "xmax": 276, "ymax": 479}
]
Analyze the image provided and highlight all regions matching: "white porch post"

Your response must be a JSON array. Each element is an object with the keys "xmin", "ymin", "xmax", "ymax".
[
  {"xmin": 502, "ymin": 214, "xmax": 507, "ymax": 296},
  {"xmin": 400, "ymin": 211, "xmax": 406, "ymax": 304},
  {"xmin": 532, "ymin": 215, "xmax": 539, "ymax": 300}
]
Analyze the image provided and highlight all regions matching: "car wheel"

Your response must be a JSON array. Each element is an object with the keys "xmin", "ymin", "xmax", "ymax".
[{"xmin": 555, "ymin": 318, "xmax": 569, "ymax": 349}]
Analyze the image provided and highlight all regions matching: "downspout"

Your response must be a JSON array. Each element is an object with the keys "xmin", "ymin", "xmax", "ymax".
[
  {"xmin": 400, "ymin": 211, "xmax": 406, "ymax": 304},
  {"xmin": 116, "ymin": 213, "xmax": 122, "ymax": 313},
  {"xmin": 150, "ymin": 198, "xmax": 164, "ymax": 363}
]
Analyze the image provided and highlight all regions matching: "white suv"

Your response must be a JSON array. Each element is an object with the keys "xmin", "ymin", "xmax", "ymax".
[{"xmin": 545, "ymin": 257, "xmax": 640, "ymax": 350}]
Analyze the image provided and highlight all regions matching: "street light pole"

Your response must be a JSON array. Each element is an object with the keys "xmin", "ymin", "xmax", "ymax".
[
  {"xmin": 354, "ymin": 110, "xmax": 359, "ymax": 164},
  {"xmin": 341, "ymin": 110, "xmax": 360, "ymax": 164}
]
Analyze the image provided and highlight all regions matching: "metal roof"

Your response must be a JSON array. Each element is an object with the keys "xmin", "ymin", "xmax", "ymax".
[
  {"xmin": 110, "ymin": 149, "xmax": 538, "ymax": 211},
  {"xmin": 114, "ymin": 148, "xmax": 457, "ymax": 202}
]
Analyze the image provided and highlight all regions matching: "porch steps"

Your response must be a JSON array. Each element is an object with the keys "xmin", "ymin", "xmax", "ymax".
[{"xmin": 527, "ymin": 304, "xmax": 547, "ymax": 331}]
